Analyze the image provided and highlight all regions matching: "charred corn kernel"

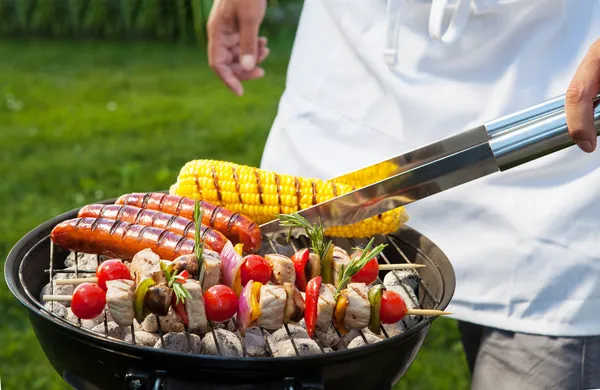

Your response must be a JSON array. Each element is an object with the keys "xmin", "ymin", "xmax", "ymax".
[{"xmin": 170, "ymin": 159, "xmax": 409, "ymax": 237}]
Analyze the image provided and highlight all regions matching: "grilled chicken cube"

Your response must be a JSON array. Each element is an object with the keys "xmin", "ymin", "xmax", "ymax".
[
  {"xmin": 201, "ymin": 328, "xmax": 244, "ymax": 357},
  {"xmin": 265, "ymin": 254, "xmax": 295, "ymax": 285},
  {"xmin": 316, "ymin": 283, "xmax": 336, "ymax": 330},
  {"xmin": 154, "ymin": 332, "xmax": 202, "ymax": 353},
  {"xmin": 283, "ymin": 282, "xmax": 305, "ymax": 323},
  {"xmin": 332, "ymin": 247, "xmax": 351, "ymax": 287},
  {"xmin": 106, "ymin": 279, "xmax": 135, "ymax": 327},
  {"xmin": 257, "ymin": 284, "xmax": 286, "ymax": 330},
  {"xmin": 344, "ymin": 283, "xmax": 371, "ymax": 330},
  {"xmin": 383, "ymin": 269, "xmax": 421, "ymax": 292},
  {"xmin": 202, "ymin": 249, "xmax": 222, "ymax": 291},
  {"xmin": 182, "ymin": 280, "xmax": 208, "ymax": 333},
  {"xmin": 130, "ymin": 248, "xmax": 161, "ymax": 285}
]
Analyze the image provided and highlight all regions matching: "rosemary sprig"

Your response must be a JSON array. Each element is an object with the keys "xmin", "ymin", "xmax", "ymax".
[
  {"xmin": 277, "ymin": 213, "xmax": 333, "ymax": 262},
  {"xmin": 166, "ymin": 268, "xmax": 191, "ymax": 305},
  {"xmin": 335, "ymin": 237, "xmax": 387, "ymax": 296},
  {"xmin": 194, "ymin": 198, "xmax": 206, "ymax": 285}
]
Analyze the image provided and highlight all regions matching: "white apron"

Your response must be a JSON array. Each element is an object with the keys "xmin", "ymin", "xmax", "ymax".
[{"xmin": 261, "ymin": 0, "xmax": 600, "ymax": 336}]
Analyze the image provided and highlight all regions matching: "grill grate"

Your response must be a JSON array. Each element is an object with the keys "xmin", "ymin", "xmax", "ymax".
[{"xmin": 40, "ymin": 231, "xmax": 439, "ymax": 357}]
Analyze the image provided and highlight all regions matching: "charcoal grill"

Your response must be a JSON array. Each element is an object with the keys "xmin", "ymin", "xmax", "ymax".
[{"xmin": 5, "ymin": 197, "xmax": 455, "ymax": 390}]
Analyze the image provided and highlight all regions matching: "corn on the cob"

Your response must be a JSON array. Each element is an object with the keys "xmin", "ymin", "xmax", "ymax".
[
  {"xmin": 328, "ymin": 161, "xmax": 400, "ymax": 188},
  {"xmin": 169, "ymin": 159, "xmax": 409, "ymax": 238}
]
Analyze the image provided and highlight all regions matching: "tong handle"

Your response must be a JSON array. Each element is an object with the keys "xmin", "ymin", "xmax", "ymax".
[{"xmin": 486, "ymin": 94, "xmax": 600, "ymax": 171}]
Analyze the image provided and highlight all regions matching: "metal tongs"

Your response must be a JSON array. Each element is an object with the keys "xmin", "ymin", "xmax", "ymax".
[{"xmin": 260, "ymin": 94, "xmax": 600, "ymax": 236}]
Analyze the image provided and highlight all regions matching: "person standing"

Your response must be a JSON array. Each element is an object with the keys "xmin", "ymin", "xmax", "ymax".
[{"xmin": 207, "ymin": 1, "xmax": 600, "ymax": 388}]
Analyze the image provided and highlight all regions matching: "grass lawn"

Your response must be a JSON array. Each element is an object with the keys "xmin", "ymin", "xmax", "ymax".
[{"xmin": 0, "ymin": 39, "xmax": 470, "ymax": 390}]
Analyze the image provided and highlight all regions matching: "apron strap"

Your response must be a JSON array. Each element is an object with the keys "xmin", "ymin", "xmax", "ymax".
[
  {"xmin": 428, "ymin": 0, "xmax": 472, "ymax": 44},
  {"xmin": 384, "ymin": 0, "xmax": 403, "ymax": 66}
]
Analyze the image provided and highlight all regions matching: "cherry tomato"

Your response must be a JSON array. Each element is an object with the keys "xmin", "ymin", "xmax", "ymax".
[
  {"xmin": 240, "ymin": 255, "xmax": 271, "ymax": 286},
  {"xmin": 96, "ymin": 259, "xmax": 131, "ymax": 291},
  {"xmin": 380, "ymin": 290, "xmax": 407, "ymax": 324},
  {"xmin": 351, "ymin": 251, "xmax": 379, "ymax": 284},
  {"xmin": 71, "ymin": 283, "xmax": 106, "ymax": 319},
  {"xmin": 204, "ymin": 285, "xmax": 238, "ymax": 322}
]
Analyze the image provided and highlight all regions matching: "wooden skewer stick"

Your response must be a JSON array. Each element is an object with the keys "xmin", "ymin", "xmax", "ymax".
[
  {"xmin": 378, "ymin": 263, "xmax": 426, "ymax": 270},
  {"xmin": 42, "ymin": 295, "xmax": 72, "ymax": 302},
  {"xmin": 55, "ymin": 277, "xmax": 98, "ymax": 285},
  {"xmin": 405, "ymin": 309, "xmax": 452, "ymax": 316}
]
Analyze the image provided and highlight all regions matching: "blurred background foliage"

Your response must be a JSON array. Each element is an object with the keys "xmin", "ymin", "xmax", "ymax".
[{"xmin": 0, "ymin": 0, "xmax": 302, "ymax": 44}]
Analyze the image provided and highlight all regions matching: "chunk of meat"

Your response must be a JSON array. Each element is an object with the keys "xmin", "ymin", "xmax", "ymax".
[
  {"xmin": 202, "ymin": 249, "xmax": 221, "ymax": 291},
  {"xmin": 306, "ymin": 253, "xmax": 321, "ymax": 280},
  {"xmin": 257, "ymin": 285, "xmax": 286, "ymax": 330},
  {"xmin": 265, "ymin": 254, "xmax": 295, "ymax": 285},
  {"xmin": 201, "ymin": 329, "xmax": 244, "ymax": 357},
  {"xmin": 182, "ymin": 280, "xmax": 208, "ymax": 333},
  {"xmin": 129, "ymin": 248, "xmax": 161, "ymax": 285},
  {"xmin": 316, "ymin": 283, "xmax": 336, "ymax": 330},
  {"xmin": 106, "ymin": 279, "xmax": 135, "ymax": 327},
  {"xmin": 283, "ymin": 282, "xmax": 305, "ymax": 323},
  {"xmin": 153, "ymin": 332, "xmax": 202, "ymax": 353},
  {"xmin": 344, "ymin": 283, "xmax": 371, "ymax": 330},
  {"xmin": 332, "ymin": 247, "xmax": 350, "ymax": 287}
]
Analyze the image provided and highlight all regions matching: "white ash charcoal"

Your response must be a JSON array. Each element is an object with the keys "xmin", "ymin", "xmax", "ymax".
[
  {"xmin": 267, "ymin": 325, "xmax": 308, "ymax": 345},
  {"xmin": 385, "ymin": 285, "xmax": 420, "ymax": 327},
  {"xmin": 66, "ymin": 308, "xmax": 106, "ymax": 329},
  {"xmin": 383, "ymin": 270, "xmax": 421, "ymax": 292},
  {"xmin": 40, "ymin": 271, "xmax": 76, "ymax": 301},
  {"xmin": 133, "ymin": 319, "xmax": 142, "ymax": 331},
  {"xmin": 382, "ymin": 321, "xmax": 406, "ymax": 338},
  {"xmin": 44, "ymin": 301, "xmax": 67, "ymax": 318},
  {"xmin": 293, "ymin": 338, "xmax": 322, "ymax": 356},
  {"xmin": 323, "ymin": 347, "xmax": 334, "ymax": 353},
  {"xmin": 124, "ymin": 331, "xmax": 160, "ymax": 347},
  {"xmin": 270, "ymin": 338, "xmax": 321, "ymax": 357},
  {"xmin": 298, "ymin": 318, "xmax": 339, "ymax": 348},
  {"xmin": 64, "ymin": 252, "xmax": 103, "ymax": 270},
  {"xmin": 91, "ymin": 321, "xmax": 130, "ymax": 340},
  {"xmin": 201, "ymin": 329, "xmax": 244, "ymax": 357},
  {"xmin": 244, "ymin": 327, "xmax": 268, "ymax": 357},
  {"xmin": 347, "ymin": 333, "xmax": 382, "ymax": 349},
  {"xmin": 153, "ymin": 332, "xmax": 202, "ymax": 353},
  {"xmin": 140, "ymin": 308, "xmax": 185, "ymax": 333}
]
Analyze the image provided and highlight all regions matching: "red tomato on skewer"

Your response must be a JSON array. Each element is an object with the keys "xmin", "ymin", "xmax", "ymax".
[
  {"xmin": 96, "ymin": 259, "xmax": 131, "ymax": 291},
  {"xmin": 71, "ymin": 283, "xmax": 106, "ymax": 319},
  {"xmin": 240, "ymin": 255, "xmax": 271, "ymax": 286},
  {"xmin": 350, "ymin": 250, "xmax": 379, "ymax": 285},
  {"xmin": 204, "ymin": 285, "xmax": 238, "ymax": 322},
  {"xmin": 379, "ymin": 290, "xmax": 407, "ymax": 324}
]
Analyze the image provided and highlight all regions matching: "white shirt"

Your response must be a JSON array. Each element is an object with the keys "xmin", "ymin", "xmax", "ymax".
[{"xmin": 261, "ymin": 0, "xmax": 600, "ymax": 336}]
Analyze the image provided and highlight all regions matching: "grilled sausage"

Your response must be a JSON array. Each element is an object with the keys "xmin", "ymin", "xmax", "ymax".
[
  {"xmin": 50, "ymin": 217, "xmax": 194, "ymax": 261},
  {"xmin": 115, "ymin": 192, "xmax": 262, "ymax": 253},
  {"xmin": 78, "ymin": 204, "xmax": 228, "ymax": 253}
]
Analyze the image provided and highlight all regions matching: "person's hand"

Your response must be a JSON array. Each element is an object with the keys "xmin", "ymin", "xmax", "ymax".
[
  {"xmin": 207, "ymin": 0, "xmax": 269, "ymax": 96},
  {"xmin": 565, "ymin": 39, "xmax": 600, "ymax": 153}
]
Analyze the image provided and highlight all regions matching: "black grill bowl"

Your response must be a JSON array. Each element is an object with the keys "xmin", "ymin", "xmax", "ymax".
[{"xmin": 5, "ymin": 201, "xmax": 455, "ymax": 390}]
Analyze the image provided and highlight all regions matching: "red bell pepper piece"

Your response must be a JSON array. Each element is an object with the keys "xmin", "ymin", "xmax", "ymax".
[
  {"xmin": 304, "ymin": 276, "xmax": 321, "ymax": 338},
  {"xmin": 172, "ymin": 292, "xmax": 190, "ymax": 326},
  {"xmin": 291, "ymin": 248, "xmax": 310, "ymax": 291}
]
